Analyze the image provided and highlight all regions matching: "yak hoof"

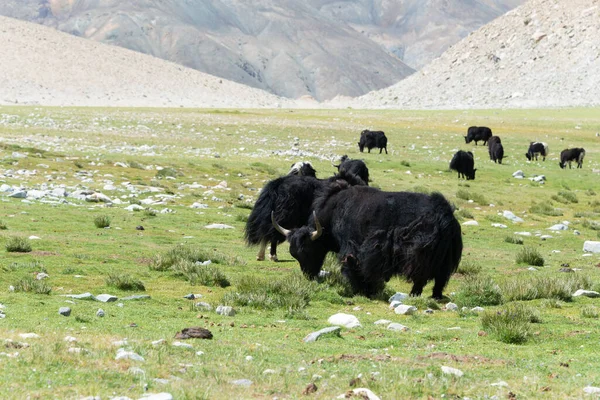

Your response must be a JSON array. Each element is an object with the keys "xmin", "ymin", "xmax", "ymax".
[{"xmin": 269, "ymin": 254, "xmax": 278, "ymax": 262}]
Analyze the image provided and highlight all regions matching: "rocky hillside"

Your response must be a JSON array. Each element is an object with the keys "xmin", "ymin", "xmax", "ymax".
[
  {"xmin": 0, "ymin": 15, "xmax": 293, "ymax": 108},
  {"xmin": 351, "ymin": 0, "xmax": 600, "ymax": 109},
  {"xmin": 0, "ymin": 0, "xmax": 522, "ymax": 100}
]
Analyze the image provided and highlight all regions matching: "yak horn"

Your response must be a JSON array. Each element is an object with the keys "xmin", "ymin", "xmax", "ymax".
[
  {"xmin": 271, "ymin": 211, "xmax": 291, "ymax": 237},
  {"xmin": 310, "ymin": 211, "xmax": 323, "ymax": 241}
]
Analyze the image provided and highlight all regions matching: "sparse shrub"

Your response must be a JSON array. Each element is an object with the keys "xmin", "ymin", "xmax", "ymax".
[
  {"xmin": 5, "ymin": 236, "xmax": 32, "ymax": 253},
  {"xmin": 129, "ymin": 198, "xmax": 142, "ymax": 205},
  {"xmin": 456, "ymin": 189, "xmax": 470, "ymax": 201},
  {"xmin": 553, "ymin": 191, "xmax": 578, "ymax": 204},
  {"xmin": 516, "ymin": 247, "xmax": 544, "ymax": 266},
  {"xmin": 456, "ymin": 189, "xmax": 487, "ymax": 205},
  {"xmin": 505, "ymin": 236, "xmax": 524, "ymax": 245},
  {"xmin": 234, "ymin": 202, "xmax": 253, "ymax": 210},
  {"xmin": 574, "ymin": 211, "xmax": 598, "ymax": 218},
  {"xmin": 171, "ymin": 260, "xmax": 230, "ymax": 287},
  {"xmin": 5, "ymin": 260, "xmax": 45, "ymax": 272},
  {"xmin": 150, "ymin": 244, "xmax": 245, "ymax": 271},
  {"xmin": 144, "ymin": 208, "xmax": 157, "ymax": 217},
  {"xmin": 74, "ymin": 161, "xmax": 84, "ymax": 169},
  {"xmin": 129, "ymin": 160, "xmax": 145, "ymax": 169},
  {"xmin": 540, "ymin": 299, "xmax": 563, "ymax": 309},
  {"xmin": 582, "ymin": 220, "xmax": 600, "ymax": 231},
  {"xmin": 155, "ymin": 167, "xmax": 178, "ymax": 178},
  {"xmin": 94, "ymin": 215, "xmax": 111, "ymax": 228},
  {"xmin": 0, "ymin": 220, "xmax": 7, "ymax": 230},
  {"xmin": 586, "ymin": 189, "xmax": 596, "ymax": 196},
  {"xmin": 529, "ymin": 201, "xmax": 563, "ymax": 216},
  {"xmin": 456, "ymin": 209, "xmax": 474, "ymax": 220},
  {"xmin": 222, "ymin": 272, "xmax": 315, "ymax": 310},
  {"xmin": 106, "ymin": 273, "xmax": 146, "ymax": 291},
  {"xmin": 456, "ymin": 260, "xmax": 482, "ymax": 276},
  {"xmin": 581, "ymin": 305, "xmax": 599, "ymax": 319},
  {"xmin": 400, "ymin": 160, "xmax": 411, "ymax": 167},
  {"xmin": 454, "ymin": 277, "xmax": 503, "ymax": 307},
  {"xmin": 13, "ymin": 276, "xmax": 51, "ymax": 294},
  {"xmin": 402, "ymin": 296, "xmax": 441, "ymax": 310},
  {"xmin": 480, "ymin": 303, "xmax": 535, "ymax": 344},
  {"xmin": 235, "ymin": 214, "xmax": 248, "ymax": 223},
  {"xmin": 502, "ymin": 275, "xmax": 591, "ymax": 302}
]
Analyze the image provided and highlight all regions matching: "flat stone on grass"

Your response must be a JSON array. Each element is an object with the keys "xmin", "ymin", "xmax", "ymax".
[
  {"xmin": 441, "ymin": 366, "xmax": 464, "ymax": 377},
  {"xmin": 303, "ymin": 326, "xmax": 341, "ymax": 343},
  {"xmin": 95, "ymin": 294, "xmax": 118, "ymax": 303},
  {"xmin": 573, "ymin": 289, "xmax": 600, "ymax": 298},
  {"xmin": 327, "ymin": 313, "xmax": 361, "ymax": 328}
]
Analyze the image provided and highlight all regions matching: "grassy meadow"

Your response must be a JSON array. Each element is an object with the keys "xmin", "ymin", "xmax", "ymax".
[{"xmin": 1, "ymin": 106, "xmax": 600, "ymax": 399}]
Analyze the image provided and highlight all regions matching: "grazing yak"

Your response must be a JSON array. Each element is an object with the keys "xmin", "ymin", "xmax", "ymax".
[
  {"xmin": 273, "ymin": 183, "xmax": 462, "ymax": 299},
  {"xmin": 334, "ymin": 155, "xmax": 369, "ymax": 185},
  {"xmin": 464, "ymin": 126, "xmax": 492, "ymax": 146},
  {"xmin": 288, "ymin": 161, "xmax": 317, "ymax": 177},
  {"xmin": 359, "ymin": 129, "xmax": 388, "ymax": 154},
  {"xmin": 525, "ymin": 142, "xmax": 549, "ymax": 161},
  {"xmin": 449, "ymin": 150, "xmax": 476, "ymax": 180},
  {"xmin": 559, "ymin": 148, "xmax": 586, "ymax": 169},
  {"xmin": 490, "ymin": 142, "xmax": 504, "ymax": 164},
  {"xmin": 245, "ymin": 169, "xmax": 367, "ymax": 261}
]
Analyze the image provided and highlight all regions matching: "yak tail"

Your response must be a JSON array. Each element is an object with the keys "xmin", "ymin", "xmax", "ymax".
[{"xmin": 244, "ymin": 178, "xmax": 281, "ymax": 245}]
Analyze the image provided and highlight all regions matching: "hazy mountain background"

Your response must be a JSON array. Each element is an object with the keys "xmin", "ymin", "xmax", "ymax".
[{"xmin": 0, "ymin": 0, "xmax": 523, "ymax": 100}]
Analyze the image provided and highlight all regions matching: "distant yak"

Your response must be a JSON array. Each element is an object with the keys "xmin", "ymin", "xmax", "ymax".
[
  {"xmin": 525, "ymin": 142, "xmax": 548, "ymax": 161},
  {"xmin": 559, "ymin": 148, "xmax": 586, "ymax": 169},
  {"xmin": 450, "ymin": 150, "xmax": 476, "ymax": 180},
  {"xmin": 465, "ymin": 126, "xmax": 492, "ymax": 146},
  {"xmin": 359, "ymin": 130, "xmax": 388, "ymax": 154},
  {"xmin": 334, "ymin": 155, "xmax": 369, "ymax": 185}
]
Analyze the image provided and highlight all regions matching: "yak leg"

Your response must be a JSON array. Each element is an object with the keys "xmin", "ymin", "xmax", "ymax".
[
  {"xmin": 384, "ymin": 147, "xmax": 388, "ymax": 154},
  {"xmin": 269, "ymin": 240, "xmax": 278, "ymax": 261},
  {"xmin": 256, "ymin": 240, "xmax": 267, "ymax": 261},
  {"xmin": 410, "ymin": 280, "xmax": 427, "ymax": 297}
]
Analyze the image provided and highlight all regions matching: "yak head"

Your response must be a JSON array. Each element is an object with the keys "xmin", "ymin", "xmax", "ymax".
[
  {"xmin": 463, "ymin": 135, "xmax": 470, "ymax": 144},
  {"xmin": 525, "ymin": 152, "xmax": 532, "ymax": 161},
  {"xmin": 559, "ymin": 161, "xmax": 566, "ymax": 169},
  {"xmin": 467, "ymin": 169, "xmax": 477, "ymax": 180},
  {"xmin": 272, "ymin": 211, "xmax": 328, "ymax": 278},
  {"xmin": 289, "ymin": 161, "xmax": 317, "ymax": 177}
]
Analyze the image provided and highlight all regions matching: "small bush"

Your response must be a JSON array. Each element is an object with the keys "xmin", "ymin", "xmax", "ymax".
[
  {"xmin": 400, "ymin": 160, "xmax": 411, "ymax": 167},
  {"xmin": 456, "ymin": 189, "xmax": 470, "ymax": 200},
  {"xmin": 540, "ymin": 299, "xmax": 563, "ymax": 309},
  {"xmin": 581, "ymin": 305, "xmax": 599, "ymax": 319},
  {"xmin": 516, "ymin": 247, "xmax": 544, "ymax": 266},
  {"xmin": 402, "ymin": 296, "xmax": 441, "ymax": 310},
  {"xmin": 456, "ymin": 261, "xmax": 482, "ymax": 276},
  {"xmin": 529, "ymin": 201, "xmax": 563, "ymax": 216},
  {"xmin": 4, "ymin": 260, "xmax": 45, "ymax": 272},
  {"xmin": 171, "ymin": 260, "xmax": 230, "ymax": 287},
  {"xmin": 94, "ymin": 215, "xmax": 111, "ymax": 228},
  {"xmin": 156, "ymin": 167, "xmax": 178, "ymax": 179},
  {"xmin": 574, "ymin": 211, "xmax": 598, "ymax": 218},
  {"xmin": 106, "ymin": 273, "xmax": 146, "ymax": 291},
  {"xmin": 13, "ymin": 276, "xmax": 51, "ymax": 294},
  {"xmin": 502, "ymin": 275, "xmax": 591, "ymax": 302},
  {"xmin": 586, "ymin": 189, "xmax": 597, "ymax": 196},
  {"xmin": 150, "ymin": 244, "xmax": 245, "ymax": 271},
  {"xmin": 505, "ymin": 236, "xmax": 524, "ymax": 245},
  {"xmin": 454, "ymin": 277, "xmax": 503, "ymax": 307},
  {"xmin": 0, "ymin": 220, "xmax": 7, "ymax": 230},
  {"xmin": 456, "ymin": 209, "xmax": 474, "ymax": 220},
  {"xmin": 5, "ymin": 236, "xmax": 32, "ymax": 253},
  {"xmin": 129, "ymin": 160, "xmax": 145, "ymax": 169},
  {"xmin": 222, "ymin": 272, "xmax": 315, "ymax": 311},
  {"xmin": 484, "ymin": 214, "xmax": 504, "ymax": 223},
  {"xmin": 144, "ymin": 208, "xmax": 157, "ymax": 217},
  {"xmin": 129, "ymin": 198, "xmax": 142, "ymax": 205},
  {"xmin": 480, "ymin": 303, "xmax": 535, "ymax": 344},
  {"xmin": 234, "ymin": 202, "xmax": 253, "ymax": 210},
  {"xmin": 582, "ymin": 220, "xmax": 600, "ymax": 231},
  {"xmin": 553, "ymin": 191, "xmax": 578, "ymax": 204}
]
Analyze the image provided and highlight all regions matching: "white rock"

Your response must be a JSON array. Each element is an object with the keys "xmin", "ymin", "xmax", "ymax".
[
  {"xmin": 491, "ymin": 381, "xmax": 509, "ymax": 387},
  {"xmin": 548, "ymin": 224, "xmax": 568, "ymax": 231},
  {"xmin": 138, "ymin": 393, "xmax": 173, "ymax": 400},
  {"xmin": 528, "ymin": 267, "xmax": 538, "ymax": 271},
  {"xmin": 503, "ymin": 211, "xmax": 524, "ymax": 223},
  {"xmin": 491, "ymin": 223, "xmax": 507, "ymax": 228},
  {"xmin": 19, "ymin": 333, "xmax": 40, "ymax": 339},
  {"xmin": 471, "ymin": 307, "xmax": 484, "ymax": 313},
  {"xmin": 172, "ymin": 341, "xmax": 193, "ymax": 349},
  {"xmin": 152, "ymin": 339, "xmax": 166, "ymax": 346},
  {"xmin": 540, "ymin": 235, "xmax": 553, "ymax": 240},
  {"xmin": 128, "ymin": 367, "xmax": 146, "ymax": 376},
  {"xmin": 445, "ymin": 302, "xmax": 459, "ymax": 311},
  {"xmin": 190, "ymin": 202, "xmax": 208, "ymax": 209},
  {"xmin": 96, "ymin": 294, "xmax": 118, "ymax": 303},
  {"xmin": 373, "ymin": 319, "xmax": 392, "ymax": 325},
  {"xmin": 387, "ymin": 323, "xmax": 409, "ymax": 332},
  {"xmin": 512, "ymin": 170, "xmax": 524, "ymax": 178},
  {"xmin": 263, "ymin": 369, "xmax": 277, "ymax": 375},
  {"xmin": 584, "ymin": 387, "xmax": 600, "ymax": 394},
  {"xmin": 394, "ymin": 305, "xmax": 417, "ymax": 315},
  {"xmin": 115, "ymin": 348, "xmax": 144, "ymax": 362},
  {"xmin": 583, "ymin": 241, "xmax": 600, "ymax": 253},
  {"xmin": 337, "ymin": 388, "xmax": 381, "ymax": 400},
  {"xmin": 462, "ymin": 220, "xmax": 479, "ymax": 226},
  {"xmin": 389, "ymin": 300, "xmax": 402, "ymax": 309},
  {"xmin": 124, "ymin": 204, "xmax": 144, "ymax": 211},
  {"xmin": 205, "ymin": 224, "xmax": 234, "ymax": 229},
  {"xmin": 514, "ymin": 231, "xmax": 532, "ymax": 236},
  {"xmin": 441, "ymin": 366, "xmax": 464, "ymax": 377},
  {"xmin": 388, "ymin": 292, "xmax": 409, "ymax": 303},
  {"xmin": 573, "ymin": 290, "xmax": 600, "ymax": 298},
  {"xmin": 327, "ymin": 313, "xmax": 361, "ymax": 328},
  {"xmin": 245, "ymin": 355, "xmax": 253, "ymax": 361}
]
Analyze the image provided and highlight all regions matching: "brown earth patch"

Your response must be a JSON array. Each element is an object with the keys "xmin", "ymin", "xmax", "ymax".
[
  {"xmin": 417, "ymin": 352, "xmax": 508, "ymax": 366},
  {"xmin": 30, "ymin": 251, "xmax": 59, "ymax": 256}
]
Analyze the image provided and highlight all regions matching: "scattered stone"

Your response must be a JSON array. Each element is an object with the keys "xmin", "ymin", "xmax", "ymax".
[
  {"xmin": 584, "ymin": 387, "xmax": 600, "ymax": 394},
  {"xmin": 462, "ymin": 220, "xmax": 479, "ymax": 226},
  {"xmin": 95, "ymin": 294, "xmax": 118, "ymax": 303},
  {"xmin": 548, "ymin": 224, "xmax": 568, "ymax": 231},
  {"xmin": 172, "ymin": 341, "xmax": 193, "ymax": 349},
  {"xmin": 492, "ymin": 223, "xmax": 507, "ymax": 228},
  {"xmin": 245, "ymin": 355, "xmax": 253, "ymax": 361},
  {"xmin": 394, "ymin": 305, "xmax": 417, "ymax": 315},
  {"xmin": 231, "ymin": 379, "xmax": 252, "ymax": 387},
  {"xmin": 190, "ymin": 202, "xmax": 208, "ymax": 209},
  {"xmin": 9, "ymin": 191, "xmax": 27, "ymax": 199},
  {"xmin": 503, "ymin": 211, "xmax": 524, "ymax": 223},
  {"xmin": 121, "ymin": 295, "xmax": 151, "ymax": 301},
  {"xmin": 153, "ymin": 378, "xmax": 170, "ymax": 385},
  {"xmin": 512, "ymin": 170, "xmax": 524, "ymax": 178},
  {"xmin": 96, "ymin": 309, "xmax": 105, "ymax": 317},
  {"xmin": 491, "ymin": 381, "xmax": 509, "ymax": 387},
  {"xmin": 303, "ymin": 326, "xmax": 341, "ymax": 343},
  {"xmin": 64, "ymin": 336, "xmax": 77, "ymax": 342},
  {"xmin": 528, "ymin": 267, "xmax": 538, "ymax": 271},
  {"xmin": 445, "ymin": 302, "xmax": 459, "ymax": 311},
  {"xmin": 441, "ymin": 366, "xmax": 464, "ymax": 377},
  {"xmin": 318, "ymin": 270, "xmax": 330, "ymax": 278},
  {"xmin": 389, "ymin": 300, "xmax": 402, "ymax": 309},
  {"xmin": 388, "ymin": 292, "xmax": 409, "ymax": 303},
  {"xmin": 174, "ymin": 327, "xmax": 213, "ymax": 340},
  {"xmin": 195, "ymin": 302, "xmax": 212, "ymax": 311},
  {"xmin": 19, "ymin": 333, "xmax": 39, "ymax": 339},
  {"xmin": 138, "ymin": 393, "xmax": 173, "ymax": 400},
  {"xmin": 559, "ymin": 267, "xmax": 574, "ymax": 273},
  {"xmin": 424, "ymin": 309, "xmax": 434, "ymax": 314},
  {"xmin": 336, "ymin": 388, "xmax": 381, "ymax": 400},
  {"xmin": 125, "ymin": 204, "xmax": 144, "ymax": 212},
  {"xmin": 205, "ymin": 223, "xmax": 234, "ymax": 229},
  {"xmin": 215, "ymin": 305, "xmax": 236, "ymax": 316},
  {"xmin": 263, "ymin": 369, "xmax": 277, "ymax": 375},
  {"xmin": 68, "ymin": 347, "xmax": 84, "ymax": 354},
  {"xmin": 583, "ymin": 241, "xmax": 600, "ymax": 253},
  {"xmin": 573, "ymin": 289, "xmax": 600, "ymax": 298},
  {"xmin": 64, "ymin": 293, "xmax": 95, "ymax": 300},
  {"xmin": 387, "ymin": 323, "xmax": 409, "ymax": 332},
  {"xmin": 152, "ymin": 339, "xmax": 166, "ymax": 346},
  {"xmin": 115, "ymin": 348, "xmax": 144, "ymax": 362},
  {"xmin": 471, "ymin": 307, "xmax": 485, "ymax": 313},
  {"xmin": 184, "ymin": 293, "xmax": 202, "ymax": 300},
  {"xmin": 35, "ymin": 272, "xmax": 49, "ymax": 280},
  {"xmin": 540, "ymin": 235, "xmax": 553, "ymax": 240},
  {"xmin": 135, "ymin": 225, "xmax": 144, "ymax": 231},
  {"xmin": 373, "ymin": 319, "xmax": 392, "ymax": 325},
  {"xmin": 59, "ymin": 307, "xmax": 71, "ymax": 317},
  {"xmin": 327, "ymin": 313, "xmax": 361, "ymax": 328},
  {"xmin": 574, "ymin": 230, "xmax": 581, "ymax": 235},
  {"xmin": 514, "ymin": 231, "xmax": 532, "ymax": 236}
]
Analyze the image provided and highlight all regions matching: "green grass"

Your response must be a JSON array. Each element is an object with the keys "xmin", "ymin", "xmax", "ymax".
[
  {"xmin": 0, "ymin": 106, "xmax": 599, "ymax": 399},
  {"xmin": 515, "ymin": 247, "xmax": 544, "ymax": 266},
  {"xmin": 105, "ymin": 273, "xmax": 146, "ymax": 291},
  {"xmin": 93, "ymin": 215, "xmax": 111, "ymax": 228},
  {"xmin": 5, "ymin": 236, "xmax": 32, "ymax": 252},
  {"xmin": 505, "ymin": 235, "xmax": 524, "ymax": 245}
]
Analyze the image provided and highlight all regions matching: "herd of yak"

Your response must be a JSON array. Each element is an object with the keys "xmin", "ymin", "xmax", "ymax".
[{"xmin": 243, "ymin": 127, "xmax": 587, "ymax": 300}]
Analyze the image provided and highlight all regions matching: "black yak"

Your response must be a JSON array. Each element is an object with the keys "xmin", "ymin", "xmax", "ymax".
[
  {"xmin": 525, "ymin": 142, "xmax": 548, "ymax": 161},
  {"xmin": 449, "ymin": 150, "xmax": 476, "ymax": 180},
  {"xmin": 359, "ymin": 130, "xmax": 388, "ymax": 154},
  {"xmin": 487, "ymin": 136, "xmax": 501, "ymax": 160},
  {"xmin": 464, "ymin": 126, "xmax": 492, "ymax": 146},
  {"xmin": 490, "ymin": 142, "xmax": 504, "ymax": 164},
  {"xmin": 288, "ymin": 161, "xmax": 317, "ymax": 177},
  {"xmin": 334, "ymin": 155, "xmax": 369, "ymax": 185},
  {"xmin": 559, "ymin": 148, "xmax": 586, "ymax": 169},
  {"xmin": 245, "ymin": 168, "xmax": 367, "ymax": 261},
  {"xmin": 273, "ymin": 183, "xmax": 462, "ymax": 299}
]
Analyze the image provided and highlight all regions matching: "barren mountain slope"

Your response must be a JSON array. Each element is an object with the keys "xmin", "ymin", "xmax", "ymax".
[
  {"xmin": 350, "ymin": 0, "xmax": 600, "ymax": 109},
  {"xmin": 0, "ymin": 15, "xmax": 293, "ymax": 108},
  {"xmin": 309, "ymin": 0, "xmax": 524, "ymax": 69},
  {"xmin": 0, "ymin": 0, "xmax": 414, "ymax": 101}
]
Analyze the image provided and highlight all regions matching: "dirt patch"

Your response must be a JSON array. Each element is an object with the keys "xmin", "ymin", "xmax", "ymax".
[
  {"xmin": 30, "ymin": 251, "xmax": 59, "ymax": 256},
  {"xmin": 417, "ymin": 352, "xmax": 508, "ymax": 366}
]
